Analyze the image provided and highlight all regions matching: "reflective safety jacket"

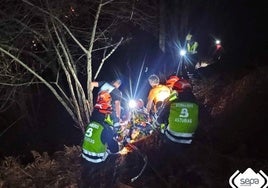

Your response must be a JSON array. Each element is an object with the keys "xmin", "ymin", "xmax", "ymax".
[
  {"xmin": 147, "ymin": 84, "xmax": 171, "ymax": 113},
  {"xmin": 165, "ymin": 101, "xmax": 199, "ymax": 144},
  {"xmin": 187, "ymin": 41, "xmax": 198, "ymax": 54},
  {"xmin": 98, "ymin": 82, "xmax": 122, "ymax": 123},
  {"xmin": 82, "ymin": 121, "xmax": 108, "ymax": 163}
]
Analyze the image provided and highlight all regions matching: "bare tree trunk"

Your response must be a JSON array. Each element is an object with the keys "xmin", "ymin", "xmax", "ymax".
[
  {"xmin": 159, "ymin": 0, "xmax": 166, "ymax": 53},
  {"xmin": 87, "ymin": 0, "xmax": 103, "ymax": 114},
  {"xmin": 180, "ymin": 0, "xmax": 189, "ymax": 37}
]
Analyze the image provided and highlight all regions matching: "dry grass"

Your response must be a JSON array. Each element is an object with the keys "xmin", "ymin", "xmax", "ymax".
[{"xmin": 0, "ymin": 145, "xmax": 81, "ymax": 188}]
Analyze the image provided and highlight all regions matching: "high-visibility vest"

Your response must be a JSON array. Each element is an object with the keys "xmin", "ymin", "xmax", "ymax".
[
  {"xmin": 165, "ymin": 101, "xmax": 198, "ymax": 144},
  {"xmin": 187, "ymin": 41, "xmax": 198, "ymax": 54},
  {"xmin": 82, "ymin": 121, "xmax": 108, "ymax": 163}
]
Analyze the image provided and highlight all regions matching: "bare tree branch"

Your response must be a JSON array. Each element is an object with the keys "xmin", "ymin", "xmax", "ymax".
[
  {"xmin": 0, "ymin": 47, "xmax": 79, "ymax": 125},
  {"xmin": 0, "ymin": 0, "xmax": 159, "ymax": 133},
  {"xmin": 94, "ymin": 37, "xmax": 123, "ymax": 80},
  {"xmin": 22, "ymin": 0, "xmax": 88, "ymax": 54}
]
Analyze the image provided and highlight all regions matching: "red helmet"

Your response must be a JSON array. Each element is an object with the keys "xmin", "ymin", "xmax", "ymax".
[
  {"xmin": 97, "ymin": 91, "xmax": 111, "ymax": 103},
  {"xmin": 173, "ymin": 79, "xmax": 192, "ymax": 92},
  {"xmin": 95, "ymin": 91, "xmax": 112, "ymax": 114},
  {"xmin": 166, "ymin": 75, "xmax": 180, "ymax": 88}
]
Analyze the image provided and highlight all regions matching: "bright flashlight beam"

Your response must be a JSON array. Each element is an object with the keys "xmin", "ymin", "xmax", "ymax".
[
  {"xmin": 180, "ymin": 49, "xmax": 186, "ymax": 56},
  {"xmin": 128, "ymin": 99, "xmax": 137, "ymax": 109},
  {"xmin": 134, "ymin": 55, "xmax": 146, "ymax": 98},
  {"xmin": 215, "ymin": 40, "xmax": 221, "ymax": 45}
]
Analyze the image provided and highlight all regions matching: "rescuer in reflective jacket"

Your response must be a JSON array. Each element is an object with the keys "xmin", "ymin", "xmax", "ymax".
[
  {"xmin": 91, "ymin": 79, "xmax": 122, "ymax": 131},
  {"xmin": 158, "ymin": 79, "xmax": 199, "ymax": 144},
  {"xmin": 146, "ymin": 74, "xmax": 171, "ymax": 115},
  {"xmin": 80, "ymin": 91, "xmax": 120, "ymax": 187},
  {"xmin": 82, "ymin": 91, "xmax": 119, "ymax": 163},
  {"xmin": 185, "ymin": 33, "xmax": 199, "ymax": 75},
  {"xmin": 186, "ymin": 34, "xmax": 198, "ymax": 55}
]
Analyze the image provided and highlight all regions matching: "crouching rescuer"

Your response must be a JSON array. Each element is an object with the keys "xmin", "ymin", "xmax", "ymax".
[
  {"xmin": 80, "ymin": 91, "xmax": 120, "ymax": 187},
  {"xmin": 157, "ymin": 79, "xmax": 199, "ymax": 144}
]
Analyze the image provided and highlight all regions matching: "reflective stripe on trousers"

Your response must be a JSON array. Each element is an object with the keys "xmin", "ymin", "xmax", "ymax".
[
  {"xmin": 82, "ymin": 149, "xmax": 108, "ymax": 163},
  {"xmin": 165, "ymin": 129, "xmax": 193, "ymax": 144}
]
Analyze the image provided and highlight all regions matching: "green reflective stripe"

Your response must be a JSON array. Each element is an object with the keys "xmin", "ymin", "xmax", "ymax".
[
  {"xmin": 162, "ymin": 91, "xmax": 177, "ymax": 104},
  {"xmin": 187, "ymin": 43, "xmax": 191, "ymax": 52},
  {"xmin": 187, "ymin": 42, "xmax": 198, "ymax": 54},
  {"xmin": 104, "ymin": 114, "xmax": 113, "ymax": 126},
  {"xmin": 168, "ymin": 92, "xmax": 178, "ymax": 102}
]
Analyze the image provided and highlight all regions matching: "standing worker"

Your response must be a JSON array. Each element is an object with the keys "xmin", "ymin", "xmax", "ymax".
[
  {"xmin": 146, "ymin": 74, "xmax": 171, "ymax": 115},
  {"xmin": 146, "ymin": 74, "xmax": 171, "ymax": 127},
  {"xmin": 91, "ymin": 79, "xmax": 122, "ymax": 131},
  {"xmin": 185, "ymin": 33, "xmax": 199, "ymax": 75}
]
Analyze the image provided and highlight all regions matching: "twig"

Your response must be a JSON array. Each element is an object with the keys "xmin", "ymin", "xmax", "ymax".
[
  {"xmin": 0, "ymin": 115, "xmax": 25, "ymax": 137},
  {"xmin": 19, "ymin": 167, "xmax": 33, "ymax": 178}
]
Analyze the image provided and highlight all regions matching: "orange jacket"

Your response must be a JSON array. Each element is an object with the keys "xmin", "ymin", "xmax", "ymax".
[{"xmin": 147, "ymin": 84, "xmax": 171, "ymax": 113}]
